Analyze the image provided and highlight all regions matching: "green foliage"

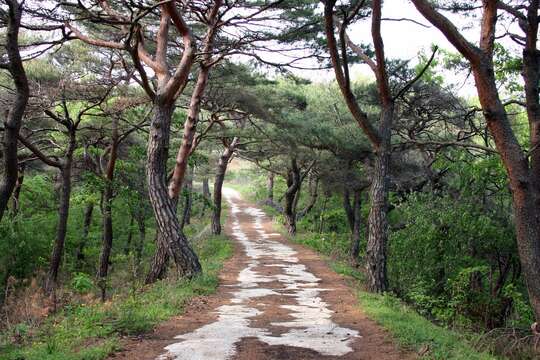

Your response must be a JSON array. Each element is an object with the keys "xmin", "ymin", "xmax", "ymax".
[
  {"xmin": 70, "ymin": 273, "xmax": 95, "ymax": 294},
  {"xmin": 293, "ymin": 233, "xmax": 498, "ymax": 359},
  {"xmin": 384, "ymin": 150, "xmax": 530, "ymax": 330},
  {"xmin": 388, "ymin": 190, "xmax": 525, "ymax": 327},
  {"xmin": 267, "ymin": 195, "xmax": 498, "ymax": 359},
  {"xmin": 295, "ymin": 232, "xmax": 350, "ymax": 258},
  {"xmin": 0, "ymin": 235, "xmax": 233, "ymax": 360}
]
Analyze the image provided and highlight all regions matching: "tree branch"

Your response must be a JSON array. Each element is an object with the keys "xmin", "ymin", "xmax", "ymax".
[
  {"xmin": 393, "ymin": 46, "xmax": 438, "ymax": 101},
  {"xmin": 411, "ymin": 0, "xmax": 482, "ymax": 63}
]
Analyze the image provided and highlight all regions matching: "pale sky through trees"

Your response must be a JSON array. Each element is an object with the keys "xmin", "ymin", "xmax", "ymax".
[
  {"xmin": 29, "ymin": 1, "xmax": 490, "ymax": 97},
  {"xmin": 293, "ymin": 0, "xmax": 511, "ymax": 98}
]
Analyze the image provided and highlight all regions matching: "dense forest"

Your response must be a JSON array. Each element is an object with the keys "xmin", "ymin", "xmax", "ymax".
[{"xmin": 1, "ymin": 0, "xmax": 540, "ymax": 359}]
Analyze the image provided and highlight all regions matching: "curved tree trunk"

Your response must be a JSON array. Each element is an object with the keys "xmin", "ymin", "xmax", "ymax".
[
  {"xmin": 476, "ymin": 82, "xmax": 540, "ymax": 321},
  {"xmin": 146, "ymin": 103, "xmax": 201, "ymax": 279},
  {"xmin": 145, "ymin": 10, "xmax": 222, "ymax": 279},
  {"xmin": 75, "ymin": 202, "xmax": 94, "ymax": 270},
  {"xmin": 323, "ymin": 0, "xmax": 392, "ymax": 292},
  {"xmin": 366, "ymin": 107, "xmax": 393, "ymax": 293},
  {"xmin": 410, "ymin": 0, "xmax": 540, "ymax": 322},
  {"xmin": 0, "ymin": 0, "xmax": 29, "ymax": 222},
  {"xmin": 212, "ymin": 137, "xmax": 238, "ymax": 235},
  {"xmin": 168, "ymin": 66, "xmax": 211, "ymax": 199},
  {"xmin": 45, "ymin": 137, "xmax": 75, "ymax": 294},
  {"xmin": 167, "ymin": 1, "xmax": 221, "ymax": 200}
]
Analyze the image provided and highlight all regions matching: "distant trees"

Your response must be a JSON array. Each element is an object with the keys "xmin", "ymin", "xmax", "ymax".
[
  {"xmin": 17, "ymin": 63, "xmax": 122, "ymax": 294},
  {"xmin": 323, "ymin": 0, "xmax": 417, "ymax": 291},
  {"xmin": 57, "ymin": 0, "xmax": 307, "ymax": 284}
]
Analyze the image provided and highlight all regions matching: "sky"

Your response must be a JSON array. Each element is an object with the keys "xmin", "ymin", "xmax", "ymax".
[{"xmin": 289, "ymin": 0, "xmax": 491, "ymax": 97}]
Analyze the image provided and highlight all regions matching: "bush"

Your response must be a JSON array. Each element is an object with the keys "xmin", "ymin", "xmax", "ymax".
[
  {"xmin": 388, "ymin": 193, "xmax": 526, "ymax": 328},
  {"xmin": 70, "ymin": 273, "xmax": 95, "ymax": 294}
]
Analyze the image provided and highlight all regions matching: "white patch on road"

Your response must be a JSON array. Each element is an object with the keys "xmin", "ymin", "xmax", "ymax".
[{"xmin": 158, "ymin": 188, "xmax": 360, "ymax": 360}]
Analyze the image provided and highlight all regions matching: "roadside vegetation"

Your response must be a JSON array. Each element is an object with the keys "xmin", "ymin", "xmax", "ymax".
[
  {"xmin": 0, "ymin": 229, "xmax": 232, "ymax": 360},
  {"xmin": 228, "ymin": 168, "xmax": 534, "ymax": 360}
]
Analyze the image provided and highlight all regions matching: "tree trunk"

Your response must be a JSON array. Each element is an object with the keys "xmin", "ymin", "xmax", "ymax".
[
  {"xmin": 292, "ymin": 181, "xmax": 302, "ymax": 216},
  {"xmin": 467, "ymin": 57, "xmax": 540, "ymax": 322},
  {"xmin": 98, "ymin": 117, "xmax": 119, "ymax": 301},
  {"xmin": 179, "ymin": 168, "xmax": 193, "ymax": 229},
  {"xmin": 212, "ymin": 138, "xmax": 238, "ymax": 235},
  {"xmin": 168, "ymin": 64, "xmax": 212, "ymax": 199},
  {"xmin": 201, "ymin": 177, "xmax": 211, "ymax": 216},
  {"xmin": 45, "ymin": 135, "xmax": 75, "ymax": 294},
  {"xmin": 134, "ymin": 209, "xmax": 146, "ymax": 275},
  {"xmin": 124, "ymin": 215, "xmax": 134, "ymax": 255},
  {"xmin": 10, "ymin": 163, "xmax": 25, "ymax": 217},
  {"xmin": 350, "ymin": 189, "xmax": 362, "ymax": 261},
  {"xmin": 0, "ymin": 0, "xmax": 29, "ymax": 222},
  {"xmin": 97, "ymin": 185, "xmax": 113, "ymax": 301},
  {"xmin": 523, "ymin": 2, "xmax": 540, "ymax": 223},
  {"xmin": 75, "ymin": 202, "xmax": 94, "ymax": 269},
  {"xmin": 167, "ymin": 2, "xmax": 221, "ymax": 200},
  {"xmin": 343, "ymin": 188, "xmax": 354, "ymax": 232},
  {"xmin": 297, "ymin": 177, "xmax": 319, "ymax": 220},
  {"xmin": 146, "ymin": 103, "xmax": 201, "ymax": 279},
  {"xmin": 318, "ymin": 194, "xmax": 329, "ymax": 234},
  {"xmin": 146, "ymin": 40, "xmax": 216, "ymax": 281},
  {"xmin": 145, "ymin": 231, "xmax": 169, "ymax": 284},
  {"xmin": 410, "ymin": 0, "xmax": 540, "ymax": 322},
  {"xmin": 519, "ymin": 3, "xmax": 540, "ymax": 322},
  {"xmin": 283, "ymin": 158, "xmax": 301, "ymax": 236},
  {"xmin": 366, "ymin": 107, "xmax": 393, "ymax": 293},
  {"xmin": 266, "ymin": 172, "xmax": 274, "ymax": 204},
  {"xmin": 202, "ymin": 177, "xmax": 211, "ymax": 199},
  {"xmin": 284, "ymin": 213, "xmax": 296, "ymax": 236}
]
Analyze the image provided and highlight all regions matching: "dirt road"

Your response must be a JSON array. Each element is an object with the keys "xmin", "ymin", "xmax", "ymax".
[{"xmin": 110, "ymin": 188, "xmax": 412, "ymax": 360}]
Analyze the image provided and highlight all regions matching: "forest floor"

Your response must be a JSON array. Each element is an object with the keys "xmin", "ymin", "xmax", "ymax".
[{"xmin": 109, "ymin": 188, "xmax": 413, "ymax": 360}]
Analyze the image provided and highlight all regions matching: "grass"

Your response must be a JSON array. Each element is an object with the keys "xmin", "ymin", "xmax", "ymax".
[
  {"xmin": 357, "ymin": 291, "xmax": 497, "ymax": 360},
  {"xmin": 0, "ymin": 234, "xmax": 233, "ymax": 360}
]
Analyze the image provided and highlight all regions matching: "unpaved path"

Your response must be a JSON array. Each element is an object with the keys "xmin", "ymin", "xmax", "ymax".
[{"xmin": 110, "ymin": 188, "xmax": 413, "ymax": 360}]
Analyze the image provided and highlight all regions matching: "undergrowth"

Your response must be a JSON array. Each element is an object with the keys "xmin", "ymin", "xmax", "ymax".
[
  {"xmin": 293, "ymin": 230, "xmax": 500, "ymax": 359},
  {"xmin": 0, "ymin": 234, "xmax": 232, "ymax": 360}
]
